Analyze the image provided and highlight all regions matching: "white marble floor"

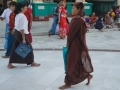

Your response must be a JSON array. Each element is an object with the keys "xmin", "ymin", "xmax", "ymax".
[
  {"xmin": 0, "ymin": 31, "xmax": 120, "ymax": 50},
  {"xmin": 0, "ymin": 51, "xmax": 120, "ymax": 90}
]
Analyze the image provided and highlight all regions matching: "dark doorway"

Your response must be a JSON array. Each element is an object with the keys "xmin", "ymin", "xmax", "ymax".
[{"xmin": 86, "ymin": 0, "xmax": 117, "ymax": 14}]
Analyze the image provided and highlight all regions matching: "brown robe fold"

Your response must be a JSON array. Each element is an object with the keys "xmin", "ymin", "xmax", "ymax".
[
  {"xmin": 65, "ymin": 17, "xmax": 93, "ymax": 85},
  {"xmin": 9, "ymin": 30, "xmax": 34, "ymax": 64}
]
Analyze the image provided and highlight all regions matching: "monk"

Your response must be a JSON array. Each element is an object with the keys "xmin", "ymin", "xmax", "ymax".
[{"xmin": 59, "ymin": 2, "xmax": 94, "ymax": 89}]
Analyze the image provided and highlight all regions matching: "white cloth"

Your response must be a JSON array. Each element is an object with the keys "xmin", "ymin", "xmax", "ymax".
[
  {"xmin": 28, "ymin": 5, "xmax": 32, "ymax": 9},
  {"xmin": 0, "ymin": 8, "xmax": 12, "ymax": 23},
  {"xmin": 14, "ymin": 13, "xmax": 29, "ymax": 34}
]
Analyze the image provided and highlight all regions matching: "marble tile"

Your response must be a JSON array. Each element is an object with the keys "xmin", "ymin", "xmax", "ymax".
[
  {"xmin": 83, "ymin": 86, "xmax": 101, "ymax": 90},
  {"xmin": 103, "ymin": 78, "xmax": 120, "ymax": 90},
  {"xmin": 100, "ymin": 87, "xmax": 119, "ymax": 90},
  {"xmin": 0, "ymin": 51, "xmax": 119, "ymax": 90}
]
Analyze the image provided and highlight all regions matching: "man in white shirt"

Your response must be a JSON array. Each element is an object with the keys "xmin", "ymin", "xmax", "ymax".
[{"xmin": 0, "ymin": 0, "xmax": 12, "ymax": 49}]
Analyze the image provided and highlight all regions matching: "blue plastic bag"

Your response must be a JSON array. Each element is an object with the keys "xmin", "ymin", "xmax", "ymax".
[
  {"xmin": 62, "ymin": 47, "xmax": 68, "ymax": 71},
  {"xmin": 15, "ymin": 42, "xmax": 32, "ymax": 58}
]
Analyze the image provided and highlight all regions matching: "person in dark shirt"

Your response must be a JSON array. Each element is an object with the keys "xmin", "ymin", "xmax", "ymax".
[
  {"xmin": 0, "ymin": 4, "xmax": 4, "ymax": 15},
  {"xmin": 48, "ymin": 0, "xmax": 63, "ymax": 36},
  {"xmin": 95, "ymin": 16, "xmax": 104, "ymax": 32}
]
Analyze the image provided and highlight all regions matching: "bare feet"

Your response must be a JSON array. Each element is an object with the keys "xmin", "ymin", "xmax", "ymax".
[
  {"xmin": 59, "ymin": 85, "xmax": 71, "ymax": 89},
  {"xmin": 86, "ymin": 74, "xmax": 93, "ymax": 85},
  {"xmin": 7, "ymin": 64, "xmax": 17, "ymax": 69},
  {"xmin": 101, "ymin": 28, "xmax": 104, "ymax": 32},
  {"xmin": 31, "ymin": 62, "xmax": 40, "ymax": 67},
  {"xmin": 48, "ymin": 32, "xmax": 50, "ymax": 37},
  {"xmin": 1, "ymin": 56, "xmax": 9, "ymax": 58}
]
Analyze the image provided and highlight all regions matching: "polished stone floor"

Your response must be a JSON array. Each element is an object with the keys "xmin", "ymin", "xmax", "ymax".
[
  {"xmin": 0, "ymin": 51, "xmax": 120, "ymax": 90},
  {"xmin": 0, "ymin": 31, "xmax": 120, "ymax": 50},
  {"xmin": 0, "ymin": 19, "xmax": 120, "ymax": 90}
]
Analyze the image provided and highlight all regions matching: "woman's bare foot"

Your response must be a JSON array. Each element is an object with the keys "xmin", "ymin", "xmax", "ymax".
[
  {"xmin": 7, "ymin": 64, "xmax": 17, "ymax": 69},
  {"xmin": 59, "ymin": 84, "xmax": 71, "ymax": 89},
  {"xmin": 31, "ymin": 62, "xmax": 40, "ymax": 67},
  {"xmin": 1, "ymin": 56, "xmax": 9, "ymax": 58},
  {"xmin": 48, "ymin": 32, "xmax": 50, "ymax": 37},
  {"xmin": 86, "ymin": 74, "xmax": 93, "ymax": 85},
  {"xmin": 60, "ymin": 37, "xmax": 65, "ymax": 39}
]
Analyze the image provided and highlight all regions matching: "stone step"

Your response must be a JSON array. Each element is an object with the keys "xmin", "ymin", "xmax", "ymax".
[
  {"xmin": 0, "ymin": 28, "xmax": 119, "ymax": 38},
  {"xmin": 88, "ymin": 28, "xmax": 120, "ymax": 33}
]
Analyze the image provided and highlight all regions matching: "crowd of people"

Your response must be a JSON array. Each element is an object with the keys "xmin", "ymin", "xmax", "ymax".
[
  {"xmin": 0, "ymin": 0, "xmax": 94, "ymax": 89},
  {"xmin": 81, "ymin": 7, "xmax": 120, "ymax": 32},
  {"xmin": 0, "ymin": 0, "xmax": 40, "ymax": 68}
]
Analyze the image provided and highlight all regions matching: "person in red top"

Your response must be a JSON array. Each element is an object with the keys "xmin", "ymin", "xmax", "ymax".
[
  {"xmin": 2, "ymin": 1, "xmax": 16, "ymax": 58},
  {"xmin": 24, "ymin": 0, "xmax": 32, "ymax": 43},
  {"xmin": 58, "ymin": 2, "xmax": 69, "ymax": 39},
  {"xmin": 89, "ymin": 12, "xmax": 97, "ymax": 28}
]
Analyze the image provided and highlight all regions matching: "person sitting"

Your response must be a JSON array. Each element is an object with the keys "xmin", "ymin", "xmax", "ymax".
[
  {"xmin": 108, "ymin": 8, "xmax": 115, "ymax": 20},
  {"xmin": 95, "ymin": 16, "xmax": 104, "ymax": 32},
  {"xmin": 81, "ymin": 12, "xmax": 90, "ymax": 29},
  {"xmin": 89, "ymin": 12, "xmax": 97, "ymax": 28},
  {"xmin": 115, "ymin": 6, "xmax": 120, "ymax": 22},
  {"xmin": 104, "ymin": 14, "xmax": 114, "ymax": 28}
]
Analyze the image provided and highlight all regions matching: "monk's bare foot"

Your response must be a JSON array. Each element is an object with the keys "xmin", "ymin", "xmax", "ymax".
[
  {"xmin": 31, "ymin": 62, "xmax": 40, "ymax": 67},
  {"xmin": 86, "ymin": 74, "xmax": 93, "ymax": 85},
  {"xmin": 7, "ymin": 65, "xmax": 17, "ymax": 69},
  {"xmin": 59, "ymin": 85, "xmax": 71, "ymax": 89}
]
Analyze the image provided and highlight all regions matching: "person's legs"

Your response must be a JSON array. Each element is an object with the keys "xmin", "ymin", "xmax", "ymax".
[
  {"xmin": 27, "ymin": 26, "xmax": 32, "ymax": 43},
  {"xmin": 6, "ymin": 29, "xmax": 14, "ymax": 57},
  {"xmin": 49, "ymin": 16, "xmax": 58, "ymax": 35},
  {"xmin": 90, "ymin": 23, "xmax": 94, "ymax": 29},
  {"xmin": 4, "ymin": 23, "xmax": 9, "ymax": 49}
]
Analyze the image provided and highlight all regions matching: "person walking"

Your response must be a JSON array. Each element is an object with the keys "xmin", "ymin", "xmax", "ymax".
[
  {"xmin": 48, "ymin": 0, "xmax": 63, "ymax": 36},
  {"xmin": 2, "ymin": 1, "xmax": 16, "ymax": 58},
  {"xmin": 0, "ymin": 0, "xmax": 12, "ymax": 49},
  {"xmin": 58, "ymin": 2, "xmax": 69, "ymax": 39},
  {"xmin": 24, "ymin": 0, "xmax": 33, "ymax": 43},
  {"xmin": 7, "ymin": 2, "xmax": 40, "ymax": 68},
  {"xmin": 59, "ymin": 2, "xmax": 93, "ymax": 89}
]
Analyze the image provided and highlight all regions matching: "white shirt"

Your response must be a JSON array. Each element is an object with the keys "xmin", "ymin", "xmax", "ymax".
[
  {"xmin": 0, "ymin": 8, "xmax": 12, "ymax": 23},
  {"xmin": 14, "ymin": 13, "xmax": 29, "ymax": 34},
  {"xmin": 28, "ymin": 5, "xmax": 32, "ymax": 9}
]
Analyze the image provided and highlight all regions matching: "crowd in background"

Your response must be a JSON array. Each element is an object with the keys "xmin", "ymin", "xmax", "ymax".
[{"xmin": 82, "ymin": 6, "xmax": 120, "ymax": 32}]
